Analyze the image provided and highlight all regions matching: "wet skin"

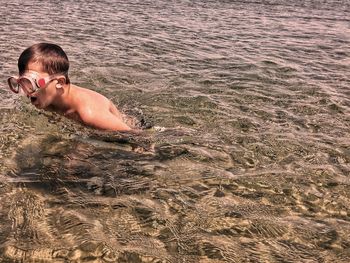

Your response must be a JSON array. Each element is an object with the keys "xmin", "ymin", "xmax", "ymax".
[{"xmin": 26, "ymin": 62, "xmax": 131, "ymax": 131}]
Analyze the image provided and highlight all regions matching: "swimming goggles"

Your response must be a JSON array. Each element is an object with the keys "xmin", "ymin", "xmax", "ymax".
[{"xmin": 7, "ymin": 71, "xmax": 65, "ymax": 95}]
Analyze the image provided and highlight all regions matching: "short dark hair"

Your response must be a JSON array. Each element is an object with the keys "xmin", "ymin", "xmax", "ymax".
[{"xmin": 18, "ymin": 43, "xmax": 70, "ymax": 84}]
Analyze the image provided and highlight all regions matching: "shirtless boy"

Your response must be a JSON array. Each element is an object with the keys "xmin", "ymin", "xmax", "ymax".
[{"xmin": 7, "ymin": 43, "xmax": 131, "ymax": 131}]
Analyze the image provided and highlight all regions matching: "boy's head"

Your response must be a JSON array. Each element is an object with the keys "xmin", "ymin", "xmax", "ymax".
[
  {"xmin": 18, "ymin": 43, "xmax": 70, "ymax": 84},
  {"xmin": 9, "ymin": 43, "xmax": 72, "ymax": 109}
]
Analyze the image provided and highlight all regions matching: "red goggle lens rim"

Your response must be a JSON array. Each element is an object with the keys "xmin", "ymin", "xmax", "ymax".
[{"xmin": 8, "ymin": 73, "xmax": 60, "ymax": 94}]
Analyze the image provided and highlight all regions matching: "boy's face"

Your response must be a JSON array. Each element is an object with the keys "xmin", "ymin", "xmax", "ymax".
[{"xmin": 25, "ymin": 62, "xmax": 61, "ymax": 109}]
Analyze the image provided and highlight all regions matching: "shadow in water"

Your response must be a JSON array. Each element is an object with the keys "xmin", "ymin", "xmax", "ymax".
[
  {"xmin": 1, "ymin": 132, "xmax": 166, "ymax": 262},
  {"xmin": 0, "ymin": 130, "xmax": 349, "ymax": 262}
]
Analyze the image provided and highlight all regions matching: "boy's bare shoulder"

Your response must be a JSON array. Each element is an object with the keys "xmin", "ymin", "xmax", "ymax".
[
  {"xmin": 70, "ymin": 85, "xmax": 131, "ymax": 131},
  {"xmin": 73, "ymin": 85, "xmax": 108, "ymax": 100},
  {"xmin": 72, "ymin": 85, "xmax": 111, "ymax": 109}
]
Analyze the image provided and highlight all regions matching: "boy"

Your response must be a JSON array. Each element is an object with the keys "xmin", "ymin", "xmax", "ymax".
[{"xmin": 7, "ymin": 43, "xmax": 132, "ymax": 131}]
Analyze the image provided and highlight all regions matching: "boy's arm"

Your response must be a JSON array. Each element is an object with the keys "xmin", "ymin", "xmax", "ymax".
[{"xmin": 79, "ymin": 109, "xmax": 132, "ymax": 131}]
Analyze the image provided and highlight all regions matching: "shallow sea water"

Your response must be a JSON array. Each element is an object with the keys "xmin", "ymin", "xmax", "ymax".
[{"xmin": 0, "ymin": 0, "xmax": 350, "ymax": 262}]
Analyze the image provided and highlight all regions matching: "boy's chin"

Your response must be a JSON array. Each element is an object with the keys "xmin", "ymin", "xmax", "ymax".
[
  {"xmin": 31, "ymin": 99, "xmax": 45, "ymax": 109},
  {"xmin": 35, "ymin": 103, "xmax": 49, "ymax": 109},
  {"xmin": 30, "ymin": 97, "xmax": 50, "ymax": 109},
  {"xmin": 33, "ymin": 104, "xmax": 42, "ymax": 109}
]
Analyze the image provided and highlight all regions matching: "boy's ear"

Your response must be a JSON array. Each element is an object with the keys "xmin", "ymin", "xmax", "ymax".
[{"xmin": 55, "ymin": 76, "xmax": 66, "ymax": 88}]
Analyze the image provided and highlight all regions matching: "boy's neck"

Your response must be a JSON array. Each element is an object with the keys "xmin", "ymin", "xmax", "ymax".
[{"xmin": 50, "ymin": 84, "xmax": 76, "ymax": 114}]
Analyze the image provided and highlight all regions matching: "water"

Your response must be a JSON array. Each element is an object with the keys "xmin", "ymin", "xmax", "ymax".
[{"xmin": 0, "ymin": 0, "xmax": 349, "ymax": 262}]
